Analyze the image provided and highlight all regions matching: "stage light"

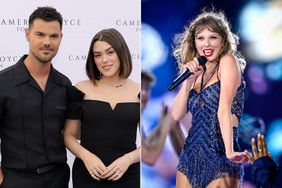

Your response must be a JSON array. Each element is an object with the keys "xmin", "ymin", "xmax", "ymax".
[
  {"xmin": 239, "ymin": 2, "xmax": 282, "ymax": 62},
  {"xmin": 141, "ymin": 23, "xmax": 168, "ymax": 70},
  {"xmin": 266, "ymin": 119, "xmax": 282, "ymax": 163},
  {"xmin": 247, "ymin": 65, "xmax": 269, "ymax": 94},
  {"xmin": 266, "ymin": 60, "xmax": 282, "ymax": 81}
]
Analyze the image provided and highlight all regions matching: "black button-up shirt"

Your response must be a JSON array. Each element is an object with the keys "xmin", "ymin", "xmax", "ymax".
[{"xmin": 0, "ymin": 55, "xmax": 71, "ymax": 170}]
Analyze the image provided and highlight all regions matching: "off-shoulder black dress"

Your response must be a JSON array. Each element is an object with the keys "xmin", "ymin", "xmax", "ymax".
[{"xmin": 67, "ymin": 87, "xmax": 140, "ymax": 188}]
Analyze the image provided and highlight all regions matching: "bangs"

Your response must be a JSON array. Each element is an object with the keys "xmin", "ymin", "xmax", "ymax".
[{"xmin": 194, "ymin": 24, "xmax": 218, "ymax": 36}]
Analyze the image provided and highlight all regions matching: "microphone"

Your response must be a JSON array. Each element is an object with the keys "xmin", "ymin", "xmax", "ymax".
[{"xmin": 168, "ymin": 56, "xmax": 207, "ymax": 91}]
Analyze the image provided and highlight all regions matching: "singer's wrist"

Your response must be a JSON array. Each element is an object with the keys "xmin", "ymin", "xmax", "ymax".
[{"xmin": 182, "ymin": 79, "xmax": 194, "ymax": 89}]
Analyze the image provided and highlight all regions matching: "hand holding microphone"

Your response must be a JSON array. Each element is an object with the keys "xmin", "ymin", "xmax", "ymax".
[
  {"xmin": 184, "ymin": 56, "xmax": 206, "ymax": 77},
  {"xmin": 168, "ymin": 56, "xmax": 207, "ymax": 91}
]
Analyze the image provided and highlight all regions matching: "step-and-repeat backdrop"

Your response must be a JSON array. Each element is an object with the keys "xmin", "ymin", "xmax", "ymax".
[
  {"xmin": 0, "ymin": 0, "xmax": 140, "ymax": 83},
  {"xmin": 0, "ymin": 1, "xmax": 140, "ymax": 187}
]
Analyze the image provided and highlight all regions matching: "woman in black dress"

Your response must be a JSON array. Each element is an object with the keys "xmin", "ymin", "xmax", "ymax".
[{"xmin": 64, "ymin": 28, "xmax": 140, "ymax": 188}]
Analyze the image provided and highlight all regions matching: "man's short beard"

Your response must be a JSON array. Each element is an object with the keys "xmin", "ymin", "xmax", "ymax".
[{"xmin": 31, "ymin": 51, "xmax": 56, "ymax": 64}]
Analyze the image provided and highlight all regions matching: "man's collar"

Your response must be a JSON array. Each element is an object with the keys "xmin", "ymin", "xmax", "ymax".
[
  {"xmin": 13, "ymin": 55, "xmax": 31, "ymax": 86},
  {"xmin": 13, "ymin": 55, "xmax": 64, "ymax": 87}
]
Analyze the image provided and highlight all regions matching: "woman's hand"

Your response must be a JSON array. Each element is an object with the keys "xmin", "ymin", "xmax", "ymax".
[
  {"xmin": 226, "ymin": 151, "xmax": 249, "ymax": 163},
  {"xmin": 182, "ymin": 57, "xmax": 204, "ymax": 81},
  {"xmin": 102, "ymin": 154, "xmax": 132, "ymax": 181},
  {"xmin": 81, "ymin": 151, "xmax": 107, "ymax": 181},
  {"xmin": 245, "ymin": 133, "xmax": 272, "ymax": 163}
]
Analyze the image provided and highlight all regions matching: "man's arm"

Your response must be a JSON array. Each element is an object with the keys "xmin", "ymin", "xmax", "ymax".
[
  {"xmin": 246, "ymin": 134, "xmax": 279, "ymax": 187},
  {"xmin": 142, "ymin": 105, "xmax": 176, "ymax": 165},
  {"xmin": 253, "ymin": 156, "xmax": 278, "ymax": 188}
]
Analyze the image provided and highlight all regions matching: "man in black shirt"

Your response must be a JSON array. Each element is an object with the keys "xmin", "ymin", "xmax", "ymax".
[{"xmin": 0, "ymin": 7, "xmax": 71, "ymax": 188}]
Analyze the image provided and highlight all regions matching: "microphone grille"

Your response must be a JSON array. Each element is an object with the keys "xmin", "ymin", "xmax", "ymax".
[{"xmin": 198, "ymin": 56, "xmax": 207, "ymax": 66}]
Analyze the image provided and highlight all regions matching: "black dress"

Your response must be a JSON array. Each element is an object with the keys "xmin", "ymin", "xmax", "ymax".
[{"xmin": 67, "ymin": 87, "xmax": 140, "ymax": 188}]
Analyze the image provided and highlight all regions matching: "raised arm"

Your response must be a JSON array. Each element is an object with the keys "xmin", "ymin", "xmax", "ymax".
[
  {"xmin": 245, "ymin": 134, "xmax": 279, "ymax": 187},
  {"xmin": 142, "ymin": 105, "xmax": 176, "ymax": 165},
  {"xmin": 171, "ymin": 57, "xmax": 204, "ymax": 121}
]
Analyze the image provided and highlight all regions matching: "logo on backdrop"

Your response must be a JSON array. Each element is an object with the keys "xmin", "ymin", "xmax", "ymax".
[
  {"xmin": 0, "ymin": 55, "xmax": 22, "ymax": 69},
  {"xmin": 0, "ymin": 18, "xmax": 82, "ymax": 32},
  {"xmin": 68, "ymin": 54, "xmax": 87, "ymax": 62},
  {"xmin": 67, "ymin": 53, "xmax": 140, "ymax": 63},
  {"xmin": 131, "ymin": 52, "xmax": 141, "ymax": 61},
  {"xmin": 115, "ymin": 19, "xmax": 141, "ymax": 32}
]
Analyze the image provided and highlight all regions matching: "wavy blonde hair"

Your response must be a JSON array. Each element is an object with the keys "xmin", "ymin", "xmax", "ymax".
[{"xmin": 173, "ymin": 10, "xmax": 246, "ymax": 74}]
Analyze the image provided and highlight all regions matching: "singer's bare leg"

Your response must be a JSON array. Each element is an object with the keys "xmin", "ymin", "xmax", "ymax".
[
  {"xmin": 176, "ymin": 171, "xmax": 192, "ymax": 188},
  {"xmin": 176, "ymin": 171, "xmax": 240, "ymax": 188},
  {"xmin": 206, "ymin": 177, "xmax": 240, "ymax": 188}
]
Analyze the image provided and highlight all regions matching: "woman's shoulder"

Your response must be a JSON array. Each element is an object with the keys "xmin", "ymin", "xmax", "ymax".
[
  {"xmin": 125, "ymin": 79, "xmax": 140, "ymax": 100},
  {"xmin": 218, "ymin": 54, "xmax": 241, "ymax": 83},
  {"xmin": 129, "ymin": 79, "xmax": 140, "ymax": 86},
  {"xmin": 67, "ymin": 81, "xmax": 87, "ymax": 102},
  {"xmin": 75, "ymin": 80, "xmax": 92, "ymax": 93},
  {"xmin": 220, "ymin": 54, "xmax": 236, "ymax": 63},
  {"xmin": 219, "ymin": 54, "xmax": 240, "ymax": 71},
  {"xmin": 126, "ymin": 79, "xmax": 140, "ymax": 89}
]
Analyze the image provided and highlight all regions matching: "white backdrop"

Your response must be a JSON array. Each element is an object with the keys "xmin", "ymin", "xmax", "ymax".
[{"xmin": 0, "ymin": 0, "xmax": 140, "ymax": 187}]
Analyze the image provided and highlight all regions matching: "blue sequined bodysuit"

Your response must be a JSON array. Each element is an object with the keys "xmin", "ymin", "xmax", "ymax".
[{"xmin": 177, "ymin": 81, "xmax": 245, "ymax": 188}]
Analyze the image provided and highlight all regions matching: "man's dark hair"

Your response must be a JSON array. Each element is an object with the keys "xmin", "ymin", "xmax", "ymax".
[{"xmin": 29, "ymin": 6, "xmax": 63, "ymax": 30}]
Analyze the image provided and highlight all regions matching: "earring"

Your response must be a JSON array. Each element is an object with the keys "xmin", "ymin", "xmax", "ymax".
[{"xmin": 98, "ymin": 71, "xmax": 103, "ymax": 79}]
